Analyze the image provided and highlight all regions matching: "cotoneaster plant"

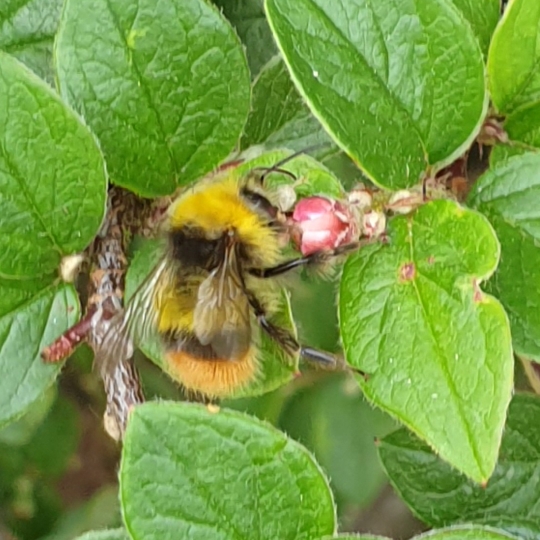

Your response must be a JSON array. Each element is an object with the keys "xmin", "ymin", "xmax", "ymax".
[{"xmin": 0, "ymin": 1, "xmax": 539, "ymax": 539}]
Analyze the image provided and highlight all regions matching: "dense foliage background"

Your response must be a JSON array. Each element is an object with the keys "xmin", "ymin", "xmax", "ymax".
[{"xmin": 1, "ymin": 0, "xmax": 540, "ymax": 539}]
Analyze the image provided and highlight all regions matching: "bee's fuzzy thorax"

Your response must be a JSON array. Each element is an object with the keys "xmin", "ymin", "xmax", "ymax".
[{"xmin": 167, "ymin": 174, "xmax": 281, "ymax": 267}]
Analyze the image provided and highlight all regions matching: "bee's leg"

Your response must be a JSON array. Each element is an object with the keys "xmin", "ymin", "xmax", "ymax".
[
  {"xmin": 249, "ymin": 242, "xmax": 361, "ymax": 278},
  {"xmin": 245, "ymin": 289, "xmax": 365, "ymax": 377},
  {"xmin": 300, "ymin": 346, "xmax": 344, "ymax": 370},
  {"xmin": 246, "ymin": 291, "xmax": 300, "ymax": 356},
  {"xmin": 244, "ymin": 287, "xmax": 302, "ymax": 358},
  {"xmin": 300, "ymin": 347, "xmax": 367, "ymax": 378}
]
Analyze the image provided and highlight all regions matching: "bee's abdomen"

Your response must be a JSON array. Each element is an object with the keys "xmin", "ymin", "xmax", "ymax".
[
  {"xmin": 163, "ymin": 330, "xmax": 220, "ymax": 359},
  {"xmin": 165, "ymin": 348, "xmax": 257, "ymax": 398}
]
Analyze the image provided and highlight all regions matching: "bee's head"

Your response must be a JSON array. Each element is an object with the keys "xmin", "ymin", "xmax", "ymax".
[{"xmin": 239, "ymin": 181, "xmax": 280, "ymax": 221}]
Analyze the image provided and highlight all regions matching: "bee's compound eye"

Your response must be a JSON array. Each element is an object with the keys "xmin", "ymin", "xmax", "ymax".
[
  {"xmin": 169, "ymin": 229, "xmax": 224, "ymax": 269},
  {"xmin": 241, "ymin": 188, "xmax": 278, "ymax": 219}
]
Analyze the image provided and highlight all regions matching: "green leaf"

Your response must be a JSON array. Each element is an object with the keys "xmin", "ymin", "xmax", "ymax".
[
  {"xmin": 42, "ymin": 487, "xmax": 122, "ymax": 540},
  {"xmin": 412, "ymin": 525, "xmax": 519, "ymax": 540},
  {"xmin": 120, "ymin": 402, "xmax": 336, "ymax": 540},
  {"xmin": 468, "ymin": 153, "xmax": 540, "ymax": 360},
  {"xmin": 265, "ymin": 0, "xmax": 488, "ymax": 190},
  {"xmin": 223, "ymin": 385, "xmax": 288, "ymax": 425},
  {"xmin": 0, "ymin": 0, "xmax": 63, "ymax": 83},
  {"xmin": 0, "ymin": 283, "xmax": 79, "ymax": 428},
  {"xmin": 0, "ymin": 385, "xmax": 56, "ymax": 446},
  {"xmin": 212, "ymin": 0, "xmax": 277, "ymax": 77},
  {"xmin": 291, "ymin": 278, "xmax": 341, "ymax": 352},
  {"xmin": 340, "ymin": 199, "xmax": 513, "ymax": 483},
  {"xmin": 488, "ymin": 0, "xmax": 540, "ymax": 114},
  {"xmin": 323, "ymin": 533, "xmax": 515, "ymax": 540},
  {"xmin": 0, "ymin": 52, "xmax": 106, "ymax": 281},
  {"xmin": 504, "ymin": 102, "xmax": 540, "ymax": 148},
  {"xmin": 489, "ymin": 145, "xmax": 532, "ymax": 168},
  {"xmin": 74, "ymin": 531, "xmax": 129, "ymax": 540},
  {"xmin": 240, "ymin": 56, "xmax": 332, "ymax": 154},
  {"xmin": 491, "ymin": 96, "xmax": 540, "ymax": 168},
  {"xmin": 379, "ymin": 394, "xmax": 540, "ymax": 540},
  {"xmin": 279, "ymin": 374, "xmax": 396, "ymax": 509},
  {"xmin": 24, "ymin": 394, "xmax": 79, "ymax": 477},
  {"xmin": 6, "ymin": 479, "xmax": 62, "ymax": 539},
  {"xmin": 55, "ymin": 0, "xmax": 251, "ymax": 197},
  {"xmin": 448, "ymin": 0, "xmax": 500, "ymax": 56}
]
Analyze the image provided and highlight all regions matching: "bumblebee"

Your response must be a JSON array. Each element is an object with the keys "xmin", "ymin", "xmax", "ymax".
[{"xmin": 101, "ymin": 158, "xmax": 359, "ymax": 401}]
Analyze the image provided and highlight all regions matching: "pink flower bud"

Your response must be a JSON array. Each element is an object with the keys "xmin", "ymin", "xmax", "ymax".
[{"xmin": 291, "ymin": 196, "xmax": 358, "ymax": 255}]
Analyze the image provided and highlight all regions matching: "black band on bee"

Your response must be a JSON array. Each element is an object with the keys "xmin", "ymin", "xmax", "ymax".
[
  {"xmin": 163, "ymin": 330, "xmax": 220, "ymax": 360},
  {"xmin": 168, "ymin": 228, "xmax": 226, "ymax": 270}
]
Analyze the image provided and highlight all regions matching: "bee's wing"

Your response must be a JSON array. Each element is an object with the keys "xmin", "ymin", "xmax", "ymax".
[
  {"xmin": 193, "ymin": 245, "xmax": 251, "ymax": 360},
  {"xmin": 96, "ymin": 256, "xmax": 170, "ymax": 379},
  {"xmin": 92, "ymin": 258, "xmax": 168, "ymax": 441}
]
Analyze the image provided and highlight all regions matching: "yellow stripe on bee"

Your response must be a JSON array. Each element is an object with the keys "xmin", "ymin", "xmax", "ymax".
[
  {"xmin": 157, "ymin": 298, "xmax": 194, "ymax": 334},
  {"xmin": 154, "ymin": 278, "xmax": 198, "ymax": 334}
]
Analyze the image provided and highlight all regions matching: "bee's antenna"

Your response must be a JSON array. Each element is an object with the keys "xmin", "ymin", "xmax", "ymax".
[
  {"xmin": 251, "ymin": 167, "xmax": 297, "ymax": 181},
  {"xmin": 259, "ymin": 143, "xmax": 331, "ymax": 184}
]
